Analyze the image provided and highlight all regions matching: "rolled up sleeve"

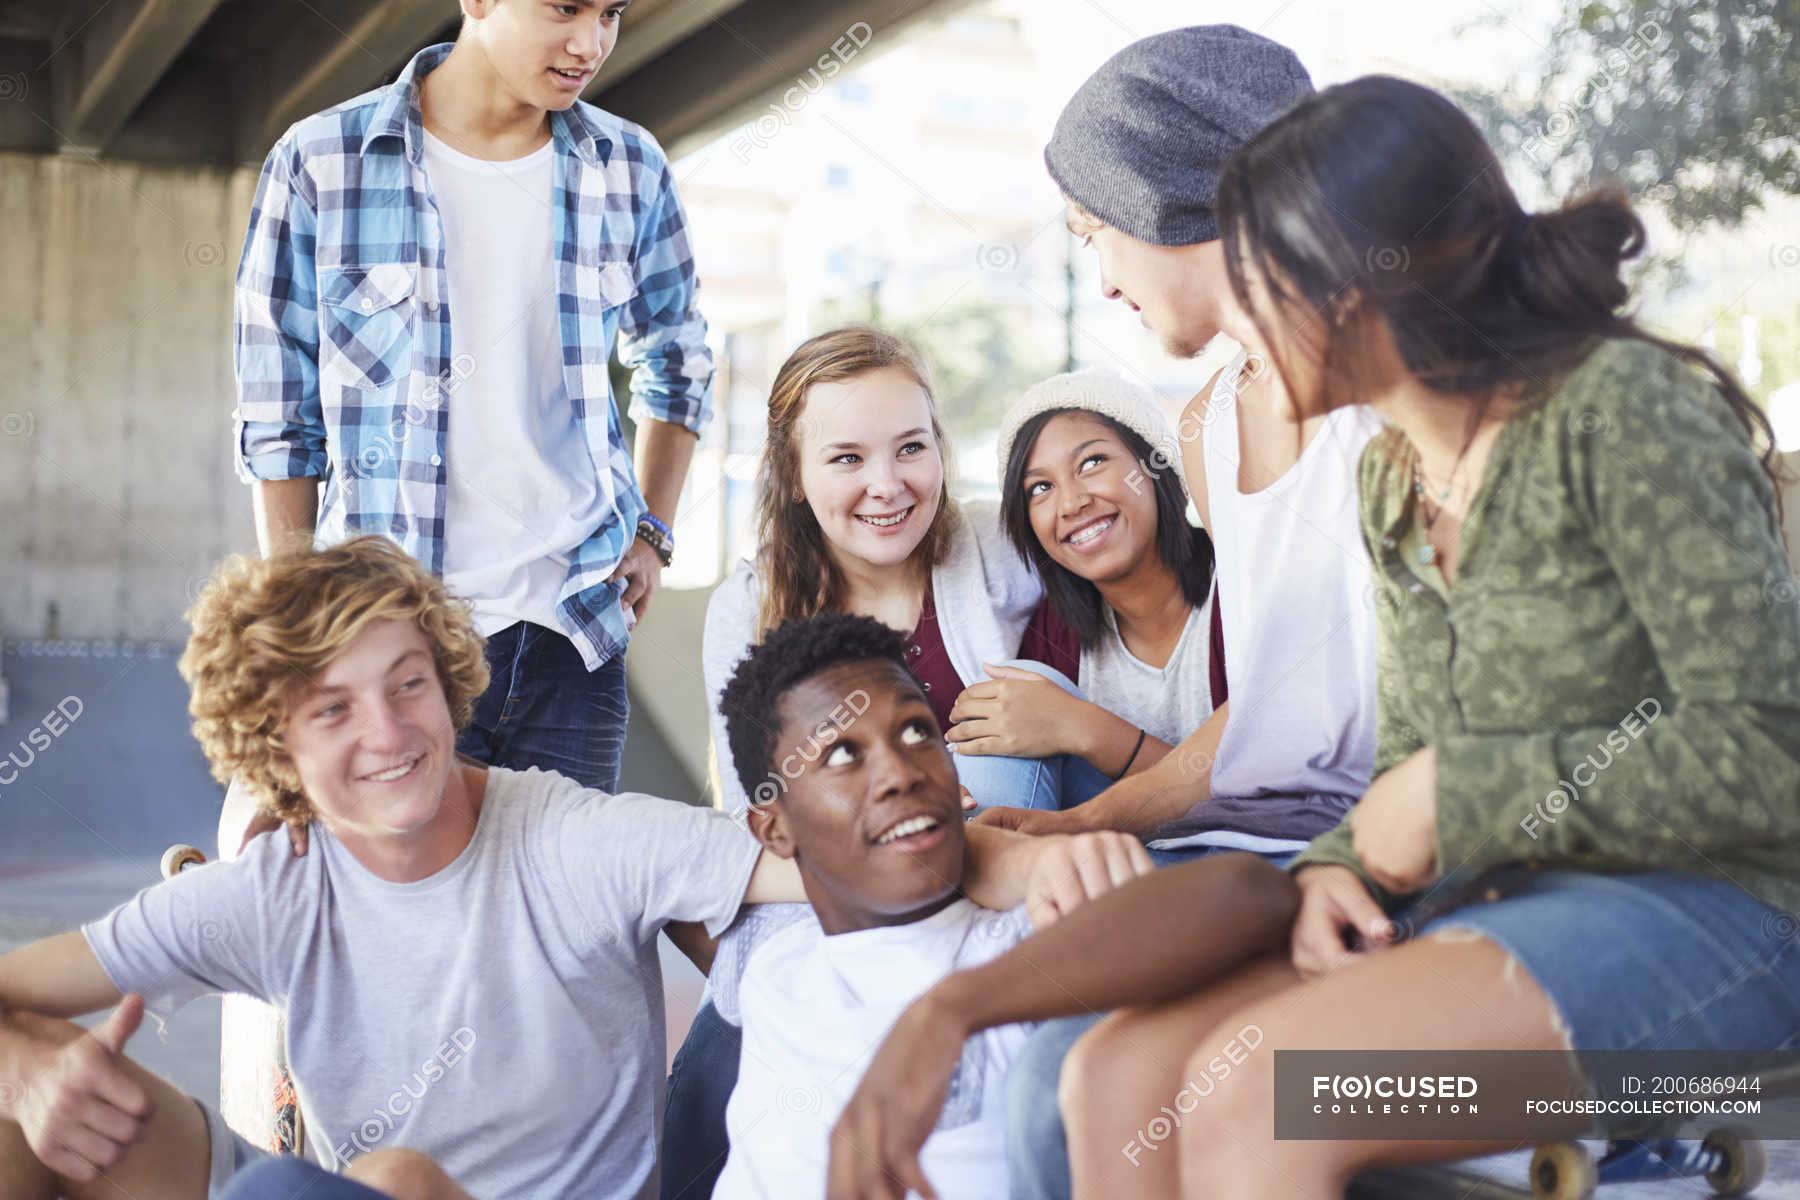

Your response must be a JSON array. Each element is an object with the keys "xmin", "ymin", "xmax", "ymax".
[
  {"xmin": 616, "ymin": 153, "xmax": 713, "ymax": 436},
  {"xmin": 234, "ymin": 136, "xmax": 326, "ymax": 482}
]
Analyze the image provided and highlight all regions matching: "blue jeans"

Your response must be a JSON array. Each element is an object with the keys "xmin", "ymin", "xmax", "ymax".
[
  {"xmin": 218, "ymin": 1158, "xmax": 387, "ymax": 1200},
  {"xmin": 952, "ymin": 660, "xmax": 1116, "ymax": 813},
  {"xmin": 661, "ymin": 996, "xmax": 741, "ymax": 1200},
  {"xmin": 454, "ymin": 621, "xmax": 628, "ymax": 792}
]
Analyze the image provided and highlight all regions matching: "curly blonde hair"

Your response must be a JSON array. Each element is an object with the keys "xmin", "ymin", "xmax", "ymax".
[{"xmin": 178, "ymin": 537, "xmax": 490, "ymax": 825}]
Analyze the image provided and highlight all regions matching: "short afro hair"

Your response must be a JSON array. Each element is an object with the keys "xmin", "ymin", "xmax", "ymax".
[{"xmin": 719, "ymin": 611, "xmax": 920, "ymax": 806}]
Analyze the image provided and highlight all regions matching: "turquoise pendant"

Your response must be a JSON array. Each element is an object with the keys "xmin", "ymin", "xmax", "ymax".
[{"xmin": 1417, "ymin": 543, "xmax": 1436, "ymax": 565}]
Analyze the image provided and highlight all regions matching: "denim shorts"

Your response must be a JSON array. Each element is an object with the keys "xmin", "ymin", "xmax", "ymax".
[{"xmin": 1403, "ymin": 870, "xmax": 1800, "ymax": 1067}]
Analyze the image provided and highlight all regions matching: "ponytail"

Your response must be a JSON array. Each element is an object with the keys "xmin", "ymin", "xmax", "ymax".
[
  {"xmin": 1216, "ymin": 77, "xmax": 1786, "ymax": 519},
  {"xmin": 1508, "ymin": 185, "xmax": 1784, "ymax": 513},
  {"xmin": 1509, "ymin": 188, "xmax": 1641, "ymax": 324}
]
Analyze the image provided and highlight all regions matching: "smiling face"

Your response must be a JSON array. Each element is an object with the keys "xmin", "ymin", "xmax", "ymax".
[
  {"xmin": 281, "ymin": 618, "xmax": 461, "ymax": 852},
  {"xmin": 748, "ymin": 659, "xmax": 964, "ymax": 935},
  {"xmin": 463, "ymin": 0, "xmax": 628, "ymax": 113},
  {"xmin": 794, "ymin": 366, "xmax": 945, "ymax": 575},
  {"xmin": 1022, "ymin": 411, "xmax": 1162, "ymax": 587},
  {"xmin": 1067, "ymin": 200, "xmax": 1228, "ymax": 359}
]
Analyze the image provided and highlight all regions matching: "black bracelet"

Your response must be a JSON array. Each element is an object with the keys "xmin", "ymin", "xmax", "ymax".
[
  {"xmin": 634, "ymin": 521, "xmax": 673, "ymax": 568},
  {"xmin": 1114, "ymin": 727, "xmax": 1147, "ymax": 780}
]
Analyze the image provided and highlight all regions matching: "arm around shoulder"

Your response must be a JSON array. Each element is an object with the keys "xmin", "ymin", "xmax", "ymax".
[{"xmin": 0, "ymin": 931, "xmax": 122, "ymax": 1022}]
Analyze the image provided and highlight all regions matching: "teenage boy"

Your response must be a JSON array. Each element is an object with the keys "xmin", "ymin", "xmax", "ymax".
[
  {"xmin": 0, "ymin": 539, "xmax": 1134, "ymax": 1200},
  {"xmin": 235, "ymin": 0, "xmax": 702, "ymax": 794},
  {"xmin": 966, "ymin": 25, "xmax": 1383, "ymax": 1200},
  {"xmin": 709, "ymin": 613, "xmax": 1183, "ymax": 1199}
]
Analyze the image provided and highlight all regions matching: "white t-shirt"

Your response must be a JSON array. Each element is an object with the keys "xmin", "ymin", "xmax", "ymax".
[
  {"xmin": 713, "ymin": 900, "xmax": 1037, "ymax": 1200},
  {"xmin": 423, "ymin": 129, "xmax": 608, "ymax": 635},
  {"xmin": 83, "ymin": 766, "xmax": 762, "ymax": 1200}
]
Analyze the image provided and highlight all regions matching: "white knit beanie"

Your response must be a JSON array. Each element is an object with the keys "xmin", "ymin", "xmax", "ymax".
[{"xmin": 996, "ymin": 368, "xmax": 1187, "ymax": 499}]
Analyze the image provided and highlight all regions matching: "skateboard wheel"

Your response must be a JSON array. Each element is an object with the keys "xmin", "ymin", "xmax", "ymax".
[
  {"xmin": 1701, "ymin": 1126, "xmax": 1765, "ymax": 1196},
  {"xmin": 160, "ymin": 844, "xmax": 207, "ymax": 879},
  {"xmin": 1530, "ymin": 1141, "xmax": 1597, "ymax": 1200}
]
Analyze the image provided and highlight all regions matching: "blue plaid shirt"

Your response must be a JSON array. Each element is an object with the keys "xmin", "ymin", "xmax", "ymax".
[{"xmin": 233, "ymin": 44, "xmax": 713, "ymax": 669}]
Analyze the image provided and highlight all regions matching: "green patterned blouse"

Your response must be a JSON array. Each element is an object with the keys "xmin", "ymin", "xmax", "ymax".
[{"xmin": 1291, "ymin": 338, "xmax": 1800, "ymax": 917}]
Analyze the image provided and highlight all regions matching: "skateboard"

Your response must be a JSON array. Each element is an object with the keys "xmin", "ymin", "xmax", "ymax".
[
  {"xmin": 160, "ymin": 844, "xmax": 304, "ymax": 1155},
  {"xmin": 1527, "ymin": 1132, "xmax": 1765, "ymax": 1199}
]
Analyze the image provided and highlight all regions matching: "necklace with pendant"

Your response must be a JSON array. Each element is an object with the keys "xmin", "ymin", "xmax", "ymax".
[
  {"xmin": 1411, "ymin": 460, "xmax": 1444, "ymax": 565},
  {"xmin": 1410, "ymin": 437, "xmax": 1476, "ymax": 567}
]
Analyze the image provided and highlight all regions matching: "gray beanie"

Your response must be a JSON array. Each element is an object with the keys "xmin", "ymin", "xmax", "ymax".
[{"xmin": 1046, "ymin": 25, "xmax": 1312, "ymax": 246}]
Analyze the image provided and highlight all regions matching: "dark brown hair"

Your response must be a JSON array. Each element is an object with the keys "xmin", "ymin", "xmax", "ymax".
[
  {"xmin": 1000, "ymin": 409, "xmax": 1213, "ymax": 646},
  {"xmin": 1215, "ymin": 74, "xmax": 1782, "ymax": 506}
]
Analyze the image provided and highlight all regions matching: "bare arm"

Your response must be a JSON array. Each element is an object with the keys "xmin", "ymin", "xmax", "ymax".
[
  {"xmin": 1180, "ymin": 368, "xmax": 1223, "ymax": 533},
  {"xmin": 740, "ymin": 847, "xmax": 805, "ymax": 905},
  {"xmin": 251, "ymin": 477, "xmax": 318, "ymax": 557},
  {"xmin": 1064, "ymin": 701, "xmax": 1228, "ymax": 835},
  {"xmin": 0, "ymin": 931, "xmax": 125, "ymax": 1122},
  {"xmin": 827, "ymin": 854, "xmax": 1298, "ymax": 1198},
  {"xmin": 0, "ymin": 937, "xmax": 158, "ymax": 1181},
  {"xmin": 1071, "ymin": 705, "xmax": 1173, "ymax": 779},
  {"xmin": 948, "ymin": 669, "xmax": 1172, "ymax": 776},
  {"xmin": 738, "ymin": 825, "xmax": 1029, "ymax": 906},
  {"xmin": 0, "ymin": 931, "xmax": 123, "ymax": 1021},
  {"xmin": 932, "ymin": 851, "xmax": 1291, "ymax": 1029},
  {"xmin": 633, "ymin": 417, "xmax": 699, "ymax": 526},
  {"xmin": 739, "ymin": 825, "xmax": 1153, "ymax": 926},
  {"xmin": 610, "ymin": 418, "xmax": 701, "ymax": 622},
  {"xmin": 980, "ymin": 701, "xmax": 1229, "ymax": 838}
]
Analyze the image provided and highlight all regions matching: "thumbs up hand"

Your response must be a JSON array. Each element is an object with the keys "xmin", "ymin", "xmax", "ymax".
[{"xmin": 15, "ymin": 995, "xmax": 154, "ymax": 1182}]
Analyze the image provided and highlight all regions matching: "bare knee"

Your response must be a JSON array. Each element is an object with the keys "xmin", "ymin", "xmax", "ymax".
[
  {"xmin": 1058, "ymin": 1013, "xmax": 1124, "ymax": 1129},
  {"xmin": 1187, "ymin": 1018, "xmax": 1268, "ymax": 1123},
  {"xmin": 1176, "ymin": 1010, "xmax": 1365, "ymax": 1191},
  {"xmin": 1174, "ymin": 1011, "xmax": 1290, "ymax": 1175},
  {"xmin": 1059, "ymin": 1009, "xmax": 1176, "ymax": 1134},
  {"xmin": 345, "ymin": 1148, "xmax": 462, "ymax": 1200}
]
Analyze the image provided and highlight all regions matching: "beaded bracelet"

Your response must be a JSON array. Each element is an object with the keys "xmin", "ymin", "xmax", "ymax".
[{"xmin": 635, "ymin": 519, "xmax": 674, "ymax": 567}]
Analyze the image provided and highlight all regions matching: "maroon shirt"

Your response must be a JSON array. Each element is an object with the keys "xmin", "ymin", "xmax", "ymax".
[{"xmin": 902, "ymin": 581, "xmax": 966, "ymax": 733}]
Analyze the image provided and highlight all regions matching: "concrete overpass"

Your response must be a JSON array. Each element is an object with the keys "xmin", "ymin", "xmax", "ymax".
[
  {"xmin": 0, "ymin": 0, "xmax": 957, "ymax": 164},
  {"xmin": 0, "ymin": 0, "xmax": 966, "ymax": 854}
]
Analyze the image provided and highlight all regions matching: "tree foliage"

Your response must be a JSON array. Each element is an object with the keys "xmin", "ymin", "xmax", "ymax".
[{"xmin": 1456, "ymin": 0, "xmax": 1799, "ymax": 231}]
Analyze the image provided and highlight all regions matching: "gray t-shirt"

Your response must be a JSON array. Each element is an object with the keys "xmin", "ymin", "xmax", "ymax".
[
  {"xmin": 83, "ymin": 765, "xmax": 762, "ymax": 1199},
  {"xmin": 1080, "ymin": 599, "xmax": 1215, "ymax": 750}
]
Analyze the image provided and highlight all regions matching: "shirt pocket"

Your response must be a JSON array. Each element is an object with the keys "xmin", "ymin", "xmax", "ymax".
[
  {"xmin": 572, "ymin": 256, "xmax": 636, "ymax": 318},
  {"xmin": 319, "ymin": 263, "xmax": 417, "ymax": 392}
]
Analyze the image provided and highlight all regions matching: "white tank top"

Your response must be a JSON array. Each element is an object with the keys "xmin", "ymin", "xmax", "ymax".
[{"xmin": 1158, "ymin": 350, "xmax": 1380, "ymax": 850}]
